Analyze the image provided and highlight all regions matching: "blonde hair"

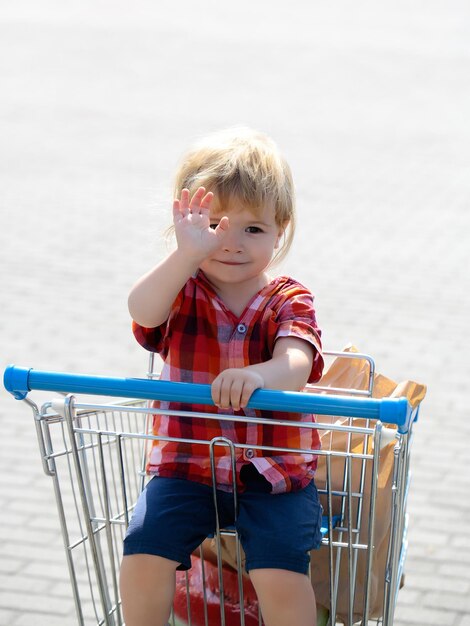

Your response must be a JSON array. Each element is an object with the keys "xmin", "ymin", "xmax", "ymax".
[{"xmin": 173, "ymin": 127, "xmax": 296, "ymax": 263}]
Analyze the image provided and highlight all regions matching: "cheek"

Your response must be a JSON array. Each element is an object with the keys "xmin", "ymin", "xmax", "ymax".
[{"xmin": 256, "ymin": 242, "xmax": 278, "ymax": 263}]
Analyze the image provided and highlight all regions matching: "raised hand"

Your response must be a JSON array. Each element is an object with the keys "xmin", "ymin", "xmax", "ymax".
[
  {"xmin": 129, "ymin": 187, "xmax": 231, "ymax": 329},
  {"xmin": 173, "ymin": 187, "xmax": 229, "ymax": 262}
]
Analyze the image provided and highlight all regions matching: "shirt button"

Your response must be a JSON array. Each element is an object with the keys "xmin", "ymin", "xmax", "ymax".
[
  {"xmin": 237, "ymin": 323, "xmax": 247, "ymax": 334},
  {"xmin": 244, "ymin": 448, "xmax": 255, "ymax": 459}
]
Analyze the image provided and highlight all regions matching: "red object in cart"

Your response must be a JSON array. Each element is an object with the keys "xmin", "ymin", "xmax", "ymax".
[{"xmin": 174, "ymin": 555, "xmax": 260, "ymax": 626}]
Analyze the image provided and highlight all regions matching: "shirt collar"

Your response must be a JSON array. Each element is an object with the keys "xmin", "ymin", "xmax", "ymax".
[{"xmin": 193, "ymin": 270, "xmax": 290, "ymax": 319}]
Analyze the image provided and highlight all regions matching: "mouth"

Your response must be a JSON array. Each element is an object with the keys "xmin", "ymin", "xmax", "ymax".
[{"xmin": 216, "ymin": 261, "xmax": 246, "ymax": 266}]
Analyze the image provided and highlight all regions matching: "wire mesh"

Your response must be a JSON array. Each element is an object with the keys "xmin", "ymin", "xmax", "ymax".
[{"xmin": 31, "ymin": 392, "xmax": 411, "ymax": 626}]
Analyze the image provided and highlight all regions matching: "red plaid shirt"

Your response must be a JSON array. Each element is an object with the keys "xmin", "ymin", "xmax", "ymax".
[{"xmin": 133, "ymin": 271, "xmax": 323, "ymax": 494}]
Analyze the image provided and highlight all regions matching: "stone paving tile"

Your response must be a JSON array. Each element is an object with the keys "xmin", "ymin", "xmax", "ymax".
[
  {"xmin": 408, "ymin": 575, "xmax": 470, "ymax": 595},
  {"xmin": 0, "ymin": 590, "xmax": 73, "ymax": 616},
  {"xmin": 393, "ymin": 605, "xmax": 458, "ymax": 626},
  {"xmin": 0, "ymin": 573, "xmax": 50, "ymax": 595},
  {"xmin": 12, "ymin": 613, "xmax": 77, "ymax": 626},
  {"xmin": 440, "ymin": 563, "xmax": 470, "ymax": 579},
  {"xmin": 0, "ymin": 610, "xmax": 18, "ymax": 626},
  {"xmin": 1, "ymin": 0, "xmax": 470, "ymax": 624},
  {"xmin": 0, "ymin": 541, "xmax": 69, "ymax": 566},
  {"xmin": 424, "ymin": 593, "xmax": 470, "ymax": 615},
  {"xmin": 0, "ymin": 558, "xmax": 24, "ymax": 577}
]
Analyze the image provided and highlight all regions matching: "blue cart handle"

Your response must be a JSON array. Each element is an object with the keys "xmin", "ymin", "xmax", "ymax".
[{"xmin": 4, "ymin": 365, "xmax": 414, "ymax": 433}]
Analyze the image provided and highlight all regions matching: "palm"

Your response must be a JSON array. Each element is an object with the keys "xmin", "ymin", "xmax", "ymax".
[
  {"xmin": 173, "ymin": 187, "xmax": 228, "ymax": 259},
  {"xmin": 176, "ymin": 209, "xmax": 218, "ymax": 249}
]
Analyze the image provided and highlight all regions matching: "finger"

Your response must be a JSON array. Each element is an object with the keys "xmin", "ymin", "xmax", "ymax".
[
  {"xmin": 180, "ymin": 189, "xmax": 190, "ymax": 215},
  {"xmin": 189, "ymin": 187, "xmax": 206, "ymax": 213},
  {"xmin": 229, "ymin": 379, "xmax": 245, "ymax": 411},
  {"xmin": 214, "ymin": 215, "xmax": 229, "ymax": 238},
  {"xmin": 211, "ymin": 376, "xmax": 222, "ymax": 407},
  {"xmin": 240, "ymin": 381, "xmax": 256, "ymax": 409},
  {"xmin": 172, "ymin": 199, "xmax": 183, "ymax": 222},
  {"xmin": 218, "ymin": 378, "xmax": 233, "ymax": 410},
  {"xmin": 200, "ymin": 190, "xmax": 214, "ymax": 214}
]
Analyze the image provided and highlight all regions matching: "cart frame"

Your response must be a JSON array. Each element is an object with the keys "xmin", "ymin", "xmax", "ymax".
[{"xmin": 4, "ymin": 352, "xmax": 419, "ymax": 626}]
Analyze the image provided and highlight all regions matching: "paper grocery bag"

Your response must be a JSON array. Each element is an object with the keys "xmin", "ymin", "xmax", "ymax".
[
  {"xmin": 200, "ymin": 347, "xmax": 426, "ymax": 623},
  {"xmin": 310, "ymin": 347, "xmax": 425, "ymax": 622},
  {"xmin": 318, "ymin": 345, "xmax": 425, "ymax": 409}
]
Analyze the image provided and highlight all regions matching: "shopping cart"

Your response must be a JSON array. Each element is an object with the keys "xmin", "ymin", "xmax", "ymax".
[{"xmin": 3, "ymin": 351, "xmax": 421, "ymax": 626}]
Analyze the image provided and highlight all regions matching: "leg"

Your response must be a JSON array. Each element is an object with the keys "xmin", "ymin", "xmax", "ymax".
[
  {"xmin": 120, "ymin": 554, "xmax": 179, "ymax": 626},
  {"xmin": 236, "ymin": 476, "xmax": 323, "ymax": 626},
  {"xmin": 249, "ymin": 568, "xmax": 317, "ymax": 626},
  {"xmin": 121, "ymin": 477, "xmax": 221, "ymax": 626}
]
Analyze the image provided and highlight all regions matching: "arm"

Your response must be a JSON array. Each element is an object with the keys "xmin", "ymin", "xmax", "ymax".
[
  {"xmin": 211, "ymin": 336, "xmax": 314, "ymax": 411},
  {"xmin": 128, "ymin": 187, "xmax": 229, "ymax": 328},
  {"xmin": 128, "ymin": 248, "xmax": 199, "ymax": 328}
]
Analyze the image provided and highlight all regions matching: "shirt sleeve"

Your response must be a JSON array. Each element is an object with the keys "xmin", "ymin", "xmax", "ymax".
[
  {"xmin": 132, "ymin": 320, "xmax": 165, "ymax": 353},
  {"xmin": 271, "ymin": 284, "xmax": 324, "ymax": 384}
]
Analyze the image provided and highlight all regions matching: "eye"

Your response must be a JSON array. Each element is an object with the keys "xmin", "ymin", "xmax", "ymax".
[
  {"xmin": 246, "ymin": 226, "xmax": 263, "ymax": 234},
  {"xmin": 209, "ymin": 223, "xmax": 219, "ymax": 230}
]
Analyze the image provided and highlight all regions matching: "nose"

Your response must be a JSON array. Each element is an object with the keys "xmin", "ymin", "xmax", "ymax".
[{"xmin": 222, "ymin": 228, "xmax": 243, "ymax": 253}]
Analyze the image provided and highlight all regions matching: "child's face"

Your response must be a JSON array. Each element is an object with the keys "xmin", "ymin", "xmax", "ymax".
[{"xmin": 199, "ymin": 198, "xmax": 285, "ymax": 291}]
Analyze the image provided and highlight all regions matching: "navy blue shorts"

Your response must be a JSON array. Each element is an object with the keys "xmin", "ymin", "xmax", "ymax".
[{"xmin": 123, "ymin": 466, "xmax": 323, "ymax": 575}]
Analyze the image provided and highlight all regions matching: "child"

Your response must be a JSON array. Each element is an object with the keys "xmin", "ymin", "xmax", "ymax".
[{"xmin": 120, "ymin": 127, "xmax": 324, "ymax": 626}]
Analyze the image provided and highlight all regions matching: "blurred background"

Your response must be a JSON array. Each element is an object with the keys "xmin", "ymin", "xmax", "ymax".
[{"xmin": 1, "ymin": 1, "xmax": 469, "ymax": 624}]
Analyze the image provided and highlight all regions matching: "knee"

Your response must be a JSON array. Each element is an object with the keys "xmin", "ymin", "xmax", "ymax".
[
  {"xmin": 120, "ymin": 555, "xmax": 180, "ymax": 626},
  {"xmin": 249, "ymin": 568, "xmax": 309, "ymax": 596},
  {"xmin": 120, "ymin": 554, "xmax": 179, "ymax": 591},
  {"xmin": 249, "ymin": 569, "xmax": 316, "ymax": 626}
]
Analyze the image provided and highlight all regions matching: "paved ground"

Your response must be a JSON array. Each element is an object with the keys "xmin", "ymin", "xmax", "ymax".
[{"xmin": 1, "ymin": 1, "xmax": 469, "ymax": 624}]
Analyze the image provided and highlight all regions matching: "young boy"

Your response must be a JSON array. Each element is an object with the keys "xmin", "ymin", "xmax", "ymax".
[{"xmin": 121, "ymin": 128, "xmax": 324, "ymax": 626}]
